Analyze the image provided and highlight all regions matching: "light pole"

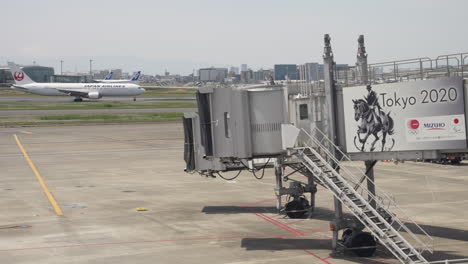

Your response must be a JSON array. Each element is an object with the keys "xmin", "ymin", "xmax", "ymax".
[
  {"xmin": 89, "ymin": 59, "xmax": 93, "ymax": 75},
  {"xmin": 60, "ymin": 60, "xmax": 63, "ymax": 75}
]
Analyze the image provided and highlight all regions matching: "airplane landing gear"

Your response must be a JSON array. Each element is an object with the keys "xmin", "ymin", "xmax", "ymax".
[
  {"xmin": 133, "ymin": 97, "xmax": 136, "ymax": 101},
  {"xmin": 73, "ymin": 97, "xmax": 83, "ymax": 102}
]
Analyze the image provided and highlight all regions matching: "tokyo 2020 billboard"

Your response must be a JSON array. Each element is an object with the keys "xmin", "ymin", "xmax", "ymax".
[{"xmin": 342, "ymin": 77, "xmax": 466, "ymax": 153}]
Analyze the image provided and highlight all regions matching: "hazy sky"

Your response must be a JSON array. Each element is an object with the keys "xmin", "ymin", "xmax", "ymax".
[{"xmin": 2, "ymin": 0, "xmax": 467, "ymax": 75}]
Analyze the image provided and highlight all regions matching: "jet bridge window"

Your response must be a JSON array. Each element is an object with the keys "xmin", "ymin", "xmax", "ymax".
[
  {"xmin": 299, "ymin": 104, "xmax": 308, "ymax": 120},
  {"xmin": 224, "ymin": 112, "xmax": 231, "ymax": 138}
]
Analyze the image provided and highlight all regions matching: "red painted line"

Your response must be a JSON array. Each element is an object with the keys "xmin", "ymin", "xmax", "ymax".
[
  {"xmin": 240, "ymin": 199, "xmax": 305, "ymax": 236},
  {"xmin": 278, "ymin": 236, "xmax": 333, "ymax": 264},
  {"xmin": 302, "ymin": 250, "xmax": 333, "ymax": 264},
  {"xmin": 254, "ymin": 213, "xmax": 305, "ymax": 236},
  {"xmin": 254, "ymin": 213, "xmax": 301, "ymax": 236}
]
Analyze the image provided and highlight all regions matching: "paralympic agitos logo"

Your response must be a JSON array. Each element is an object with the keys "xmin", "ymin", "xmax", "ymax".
[{"xmin": 14, "ymin": 72, "xmax": 24, "ymax": 81}]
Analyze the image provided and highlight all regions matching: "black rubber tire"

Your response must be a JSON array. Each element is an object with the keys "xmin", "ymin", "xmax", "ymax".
[
  {"xmin": 349, "ymin": 232, "xmax": 376, "ymax": 257},
  {"xmin": 285, "ymin": 197, "xmax": 309, "ymax": 219},
  {"xmin": 342, "ymin": 229, "xmax": 353, "ymax": 241}
]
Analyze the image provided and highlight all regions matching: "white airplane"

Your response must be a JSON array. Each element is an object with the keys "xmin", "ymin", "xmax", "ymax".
[
  {"xmin": 8, "ymin": 62, "xmax": 145, "ymax": 102},
  {"xmin": 99, "ymin": 71, "xmax": 141, "ymax": 83},
  {"xmin": 93, "ymin": 71, "xmax": 114, "ymax": 82}
]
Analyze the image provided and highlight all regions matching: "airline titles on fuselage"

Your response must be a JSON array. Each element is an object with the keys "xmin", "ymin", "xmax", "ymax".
[{"xmin": 83, "ymin": 84, "xmax": 128, "ymax": 88}]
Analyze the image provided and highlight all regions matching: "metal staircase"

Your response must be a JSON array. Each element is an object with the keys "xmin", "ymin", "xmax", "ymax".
[{"xmin": 294, "ymin": 128, "xmax": 433, "ymax": 264}]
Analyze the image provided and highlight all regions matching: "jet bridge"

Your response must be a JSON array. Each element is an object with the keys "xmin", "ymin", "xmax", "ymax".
[{"xmin": 182, "ymin": 35, "xmax": 468, "ymax": 264}]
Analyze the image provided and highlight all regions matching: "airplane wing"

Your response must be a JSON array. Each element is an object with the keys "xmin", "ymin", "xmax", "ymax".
[{"xmin": 56, "ymin": 89, "xmax": 88, "ymax": 97}]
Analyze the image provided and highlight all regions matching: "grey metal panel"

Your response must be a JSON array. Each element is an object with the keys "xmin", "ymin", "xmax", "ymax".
[
  {"xmin": 288, "ymin": 97, "xmax": 311, "ymax": 145},
  {"xmin": 248, "ymin": 87, "xmax": 287, "ymax": 156},
  {"xmin": 185, "ymin": 113, "xmax": 225, "ymax": 171},
  {"xmin": 212, "ymin": 87, "xmax": 234, "ymax": 157},
  {"xmin": 231, "ymin": 88, "xmax": 252, "ymax": 158},
  {"xmin": 465, "ymin": 79, "xmax": 468, "ymax": 146},
  {"xmin": 335, "ymin": 85, "xmax": 347, "ymax": 152},
  {"xmin": 348, "ymin": 150, "xmax": 440, "ymax": 161}
]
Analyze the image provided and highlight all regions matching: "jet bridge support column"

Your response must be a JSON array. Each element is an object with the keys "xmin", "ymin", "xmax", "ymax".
[
  {"xmin": 357, "ymin": 35, "xmax": 378, "ymax": 210},
  {"xmin": 274, "ymin": 158, "xmax": 283, "ymax": 214},
  {"xmin": 323, "ymin": 34, "xmax": 342, "ymax": 251}
]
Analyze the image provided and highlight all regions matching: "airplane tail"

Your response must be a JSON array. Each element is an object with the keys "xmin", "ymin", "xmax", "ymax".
[
  {"xmin": 104, "ymin": 71, "xmax": 113, "ymax": 80},
  {"xmin": 7, "ymin": 62, "xmax": 35, "ymax": 85},
  {"xmin": 131, "ymin": 71, "xmax": 141, "ymax": 82}
]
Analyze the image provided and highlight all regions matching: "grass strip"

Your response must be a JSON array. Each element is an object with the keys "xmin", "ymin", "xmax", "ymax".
[{"xmin": 0, "ymin": 101, "xmax": 197, "ymax": 110}]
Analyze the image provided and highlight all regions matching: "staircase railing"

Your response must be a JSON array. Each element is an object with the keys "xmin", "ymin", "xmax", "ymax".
[{"xmin": 297, "ymin": 128, "xmax": 434, "ymax": 257}]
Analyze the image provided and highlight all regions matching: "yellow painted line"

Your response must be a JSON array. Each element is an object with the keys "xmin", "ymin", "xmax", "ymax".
[{"xmin": 14, "ymin": 134, "xmax": 63, "ymax": 216}]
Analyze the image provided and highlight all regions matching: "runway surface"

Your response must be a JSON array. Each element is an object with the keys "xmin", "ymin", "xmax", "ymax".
[
  {"xmin": 0, "ymin": 96, "xmax": 195, "ymax": 103},
  {"xmin": 0, "ymin": 108, "xmax": 197, "ymax": 116}
]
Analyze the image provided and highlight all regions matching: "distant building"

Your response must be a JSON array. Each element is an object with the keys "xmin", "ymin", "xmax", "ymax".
[
  {"xmin": 252, "ymin": 70, "xmax": 264, "ymax": 82},
  {"xmin": 51, "ymin": 75, "xmax": 87, "ymax": 83},
  {"xmin": 298, "ymin": 63, "xmax": 322, "ymax": 81},
  {"xmin": 241, "ymin": 64, "xmax": 248, "ymax": 72},
  {"xmin": 93, "ymin": 70, "xmax": 111, "ymax": 80},
  {"xmin": 241, "ymin": 69, "xmax": 253, "ymax": 83},
  {"xmin": 111, "ymin": 69, "xmax": 123, "ymax": 79},
  {"xmin": 229, "ymin": 66, "xmax": 239, "ymax": 75},
  {"xmin": 274, "ymin": 64, "xmax": 298, "ymax": 80},
  {"xmin": 198, "ymin": 67, "xmax": 228, "ymax": 82},
  {"xmin": 22, "ymin": 65, "xmax": 54, "ymax": 82},
  {"xmin": 297, "ymin": 63, "xmax": 348, "ymax": 81},
  {"xmin": 0, "ymin": 67, "xmax": 13, "ymax": 84}
]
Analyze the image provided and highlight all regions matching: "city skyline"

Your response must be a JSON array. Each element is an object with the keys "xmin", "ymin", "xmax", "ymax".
[{"xmin": 2, "ymin": 0, "xmax": 468, "ymax": 75}]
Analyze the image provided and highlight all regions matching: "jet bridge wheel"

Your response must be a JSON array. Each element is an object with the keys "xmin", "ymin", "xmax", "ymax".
[
  {"xmin": 284, "ymin": 197, "xmax": 310, "ymax": 219},
  {"xmin": 342, "ymin": 229, "xmax": 376, "ymax": 257}
]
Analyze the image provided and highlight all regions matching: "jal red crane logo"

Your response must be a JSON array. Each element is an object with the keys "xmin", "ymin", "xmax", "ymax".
[{"xmin": 14, "ymin": 72, "xmax": 24, "ymax": 81}]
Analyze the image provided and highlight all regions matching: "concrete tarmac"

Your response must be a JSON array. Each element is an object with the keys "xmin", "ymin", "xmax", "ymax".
[{"xmin": 0, "ymin": 123, "xmax": 467, "ymax": 263}]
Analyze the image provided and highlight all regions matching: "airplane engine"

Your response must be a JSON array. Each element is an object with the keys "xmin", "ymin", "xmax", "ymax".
[{"xmin": 87, "ymin": 91, "xmax": 102, "ymax": 99}]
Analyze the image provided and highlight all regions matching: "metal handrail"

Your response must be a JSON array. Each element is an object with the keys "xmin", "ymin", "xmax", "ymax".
[
  {"xmin": 428, "ymin": 259, "xmax": 468, "ymax": 264},
  {"xmin": 299, "ymin": 128, "xmax": 434, "ymax": 254},
  {"xmin": 345, "ymin": 52, "xmax": 468, "ymax": 86}
]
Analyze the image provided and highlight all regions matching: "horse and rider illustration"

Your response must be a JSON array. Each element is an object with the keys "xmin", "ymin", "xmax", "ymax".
[{"xmin": 352, "ymin": 85, "xmax": 395, "ymax": 152}]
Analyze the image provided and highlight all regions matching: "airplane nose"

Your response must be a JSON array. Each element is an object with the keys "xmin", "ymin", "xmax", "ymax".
[{"xmin": 139, "ymin": 87, "xmax": 145, "ymax": 94}]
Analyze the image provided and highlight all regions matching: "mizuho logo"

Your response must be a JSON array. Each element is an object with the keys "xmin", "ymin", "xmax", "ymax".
[
  {"xmin": 423, "ymin": 122, "xmax": 446, "ymax": 130},
  {"xmin": 14, "ymin": 72, "xmax": 24, "ymax": 81}
]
